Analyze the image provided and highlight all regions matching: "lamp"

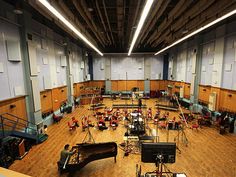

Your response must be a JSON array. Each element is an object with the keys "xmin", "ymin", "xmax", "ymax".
[
  {"xmin": 38, "ymin": 0, "xmax": 103, "ymax": 56},
  {"xmin": 128, "ymin": 0, "xmax": 154, "ymax": 56},
  {"xmin": 155, "ymin": 9, "xmax": 236, "ymax": 55},
  {"xmin": 13, "ymin": 2, "xmax": 23, "ymax": 15}
]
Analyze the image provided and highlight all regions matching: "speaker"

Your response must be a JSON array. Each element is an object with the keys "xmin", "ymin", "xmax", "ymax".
[
  {"xmin": 81, "ymin": 61, "xmax": 84, "ymax": 69},
  {"xmin": 100, "ymin": 62, "xmax": 104, "ymax": 70}
]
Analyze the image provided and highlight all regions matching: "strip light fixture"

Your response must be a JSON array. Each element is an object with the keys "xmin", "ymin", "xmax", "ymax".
[
  {"xmin": 128, "ymin": 0, "xmax": 154, "ymax": 56},
  {"xmin": 38, "ymin": 0, "xmax": 103, "ymax": 56},
  {"xmin": 154, "ymin": 9, "xmax": 236, "ymax": 56}
]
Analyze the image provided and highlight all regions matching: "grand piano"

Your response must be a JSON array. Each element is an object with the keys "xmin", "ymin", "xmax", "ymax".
[{"xmin": 61, "ymin": 142, "xmax": 117, "ymax": 172}]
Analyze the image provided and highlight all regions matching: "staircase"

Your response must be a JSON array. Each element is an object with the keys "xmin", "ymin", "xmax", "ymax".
[{"xmin": 0, "ymin": 113, "xmax": 48, "ymax": 143}]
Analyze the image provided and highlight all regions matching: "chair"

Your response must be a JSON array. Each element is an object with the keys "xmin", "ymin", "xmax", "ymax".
[
  {"xmin": 191, "ymin": 123, "xmax": 199, "ymax": 130},
  {"xmin": 68, "ymin": 122, "xmax": 76, "ymax": 131},
  {"xmin": 53, "ymin": 113, "xmax": 63, "ymax": 123},
  {"xmin": 159, "ymin": 121, "xmax": 166, "ymax": 129}
]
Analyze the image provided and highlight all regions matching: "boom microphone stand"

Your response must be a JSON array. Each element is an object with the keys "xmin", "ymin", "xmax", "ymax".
[{"xmin": 173, "ymin": 94, "xmax": 188, "ymax": 150}]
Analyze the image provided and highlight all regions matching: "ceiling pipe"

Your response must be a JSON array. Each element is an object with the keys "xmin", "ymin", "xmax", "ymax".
[
  {"xmin": 72, "ymin": 0, "xmax": 106, "ymax": 48},
  {"xmin": 117, "ymin": 0, "xmax": 124, "ymax": 48},
  {"xmin": 80, "ymin": 0, "xmax": 109, "ymax": 46},
  {"xmin": 151, "ymin": 0, "xmax": 201, "ymax": 47},
  {"xmin": 150, "ymin": 0, "xmax": 192, "ymax": 47},
  {"xmin": 95, "ymin": 0, "xmax": 111, "ymax": 45},
  {"xmin": 151, "ymin": 0, "xmax": 228, "ymax": 47},
  {"xmin": 127, "ymin": 0, "xmax": 142, "ymax": 46},
  {"xmin": 135, "ymin": 0, "xmax": 161, "ymax": 46},
  {"xmin": 56, "ymin": 0, "xmax": 97, "ymax": 46},
  {"xmin": 102, "ymin": 0, "xmax": 115, "ymax": 45},
  {"xmin": 145, "ymin": 0, "xmax": 171, "ymax": 46}
]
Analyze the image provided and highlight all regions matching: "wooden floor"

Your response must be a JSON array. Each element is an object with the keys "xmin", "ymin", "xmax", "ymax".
[{"xmin": 9, "ymin": 98, "xmax": 236, "ymax": 177}]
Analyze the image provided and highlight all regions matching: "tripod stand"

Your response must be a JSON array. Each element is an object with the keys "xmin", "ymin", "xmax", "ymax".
[{"xmin": 82, "ymin": 126, "xmax": 95, "ymax": 143}]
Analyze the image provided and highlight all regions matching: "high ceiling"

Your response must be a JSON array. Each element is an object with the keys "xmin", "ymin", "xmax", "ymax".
[{"xmin": 7, "ymin": 0, "xmax": 236, "ymax": 53}]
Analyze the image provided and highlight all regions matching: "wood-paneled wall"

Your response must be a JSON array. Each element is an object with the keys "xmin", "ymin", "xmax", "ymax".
[
  {"xmin": 40, "ymin": 90, "xmax": 53, "ymax": 113},
  {"xmin": 0, "ymin": 96, "xmax": 28, "ymax": 129},
  {"xmin": 184, "ymin": 83, "xmax": 191, "ymax": 99},
  {"xmin": 198, "ymin": 85, "xmax": 236, "ymax": 112},
  {"xmin": 75, "ymin": 80, "xmax": 236, "ymax": 112},
  {"xmin": 219, "ymin": 89, "xmax": 236, "ymax": 112},
  {"xmin": 0, "ymin": 96, "xmax": 27, "ymax": 120},
  {"xmin": 51, "ymin": 86, "xmax": 67, "ymax": 111},
  {"xmin": 198, "ymin": 85, "xmax": 212, "ymax": 104}
]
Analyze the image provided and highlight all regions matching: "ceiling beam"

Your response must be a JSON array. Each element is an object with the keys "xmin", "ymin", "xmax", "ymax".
[
  {"xmin": 152, "ymin": 0, "xmax": 236, "ymax": 48},
  {"xmin": 102, "ymin": 0, "xmax": 115, "ymax": 46},
  {"xmin": 56, "ymin": 0, "xmax": 97, "ymax": 47},
  {"xmin": 144, "ymin": 0, "xmax": 171, "ymax": 46},
  {"xmin": 127, "ymin": 0, "xmax": 142, "ymax": 49},
  {"xmin": 136, "ymin": 0, "xmax": 162, "ymax": 47},
  {"xmin": 72, "ymin": 0, "xmax": 106, "ymax": 48},
  {"xmin": 117, "ymin": 0, "xmax": 124, "ymax": 48},
  {"xmin": 95, "ymin": 0, "xmax": 111, "ymax": 46}
]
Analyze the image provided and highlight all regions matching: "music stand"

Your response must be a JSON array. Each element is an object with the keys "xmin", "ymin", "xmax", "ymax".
[{"xmin": 82, "ymin": 126, "xmax": 95, "ymax": 143}]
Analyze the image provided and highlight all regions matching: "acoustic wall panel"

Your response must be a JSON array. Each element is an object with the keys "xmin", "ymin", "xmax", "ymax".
[
  {"xmin": 0, "ymin": 62, "xmax": 4, "ymax": 73},
  {"xmin": 41, "ymin": 39, "xmax": 47, "ymax": 50},
  {"xmin": 31, "ymin": 77, "xmax": 41, "ymax": 112},
  {"xmin": 191, "ymin": 52, "xmax": 196, "ymax": 73},
  {"xmin": 37, "ymin": 65, "xmax": 40, "ymax": 73},
  {"xmin": 43, "ymin": 76, "xmax": 52, "ymax": 89},
  {"xmin": 81, "ymin": 61, "xmax": 84, "ymax": 69},
  {"xmin": 42, "ymin": 57, "xmax": 48, "ymax": 65},
  {"xmin": 6, "ymin": 40, "xmax": 21, "ymax": 61},
  {"xmin": 208, "ymin": 92, "xmax": 217, "ymax": 111},
  {"xmin": 190, "ymin": 75, "xmax": 195, "ymax": 95},
  {"xmin": 225, "ymin": 64, "xmax": 232, "ymax": 71},
  {"xmin": 87, "ymin": 74, "xmax": 91, "ymax": 81},
  {"xmin": 235, "ymin": 49, "xmax": 236, "ymax": 62},
  {"xmin": 100, "ymin": 62, "xmax": 104, "ymax": 70},
  {"xmin": 179, "ymin": 86, "xmax": 184, "ymax": 98},
  {"xmin": 28, "ymin": 42, "xmax": 38, "ymax": 76},
  {"xmin": 105, "ymin": 58, "xmax": 111, "ymax": 80},
  {"xmin": 14, "ymin": 86, "xmax": 23, "ymax": 96},
  {"xmin": 60, "ymin": 55, "xmax": 67, "ymax": 66}
]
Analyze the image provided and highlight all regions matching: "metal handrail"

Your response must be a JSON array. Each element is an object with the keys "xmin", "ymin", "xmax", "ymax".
[
  {"xmin": 0, "ymin": 116, "xmax": 36, "ymax": 131},
  {"xmin": 1, "ymin": 113, "xmax": 37, "ymax": 126},
  {"xmin": 0, "ymin": 114, "xmax": 38, "ymax": 139},
  {"xmin": 1, "ymin": 116, "xmax": 37, "ymax": 131}
]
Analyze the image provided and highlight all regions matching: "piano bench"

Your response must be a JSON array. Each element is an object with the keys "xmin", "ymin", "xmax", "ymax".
[{"xmin": 57, "ymin": 161, "xmax": 63, "ymax": 171}]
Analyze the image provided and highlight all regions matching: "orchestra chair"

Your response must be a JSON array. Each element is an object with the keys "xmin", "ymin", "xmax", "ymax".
[
  {"xmin": 53, "ymin": 113, "xmax": 63, "ymax": 123},
  {"xmin": 158, "ymin": 121, "xmax": 167, "ymax": 129},
  {"xmin": 190, "ymin": 123, "xmax": 199, "ymax": 130},
  {"xmin": 72, "ymin": 117, "xmax": 79, "ymax": 127},
  {"xmin": 110, "ymin": 119, "xmax": 118, "ymax": 130},
  {"xmin": 68, "ymin": 121, "xmax": 76, "ymax": 131},
  {"xmin": 154, "ymin": 118, "xmax": 158, "ymax": 125}
]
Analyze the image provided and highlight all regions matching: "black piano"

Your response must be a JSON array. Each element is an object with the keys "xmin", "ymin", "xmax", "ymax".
[{"xmin": 61, "ymin": 142, "xmax": 117, "ymax": 172}]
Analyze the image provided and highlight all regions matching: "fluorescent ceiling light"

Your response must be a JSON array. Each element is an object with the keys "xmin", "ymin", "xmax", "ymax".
[
  {"xmin": 38, "ymin": 0, "xmax": 103, "ymax": 56},
  {"xmin": 128, "ymin": 0, "xmax": 154, "ymax": 56},
  {"xmin": 155, "ymin": 9, "xmax": 236, "ymax": 55}
]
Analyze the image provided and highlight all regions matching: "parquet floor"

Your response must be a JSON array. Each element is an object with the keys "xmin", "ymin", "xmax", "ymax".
[{"xmin": 9, "ymin": 98, "xmax": 236, "ymax": 177}]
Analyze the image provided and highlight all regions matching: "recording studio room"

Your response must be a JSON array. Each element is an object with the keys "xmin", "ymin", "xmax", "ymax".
[{"xmin": 1, "ymin": 0, "xmax": 236, "ymax": 177}]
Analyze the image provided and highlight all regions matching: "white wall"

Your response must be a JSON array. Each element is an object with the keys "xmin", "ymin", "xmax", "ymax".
[
  {"xmin": 31, "ymin": 20, "xmax": 84, "ymax": 91},
  {"xmin": 0, "ymin": 20, "xmax": 26, "ymax": 100},
  {"xmin": 167, "ymin": 21, "xmax": 236, "ymax": 91},
  {"xmin": 200, "ymin": 42, "xmax": 215, "ymax": 85},
  {"xmin": 69, "ymin": 44, "xmax": 83, "ymax": 83},
  {"xmin": 93, "ymin": 55, "xmax": 163, "ymax": 80}
]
